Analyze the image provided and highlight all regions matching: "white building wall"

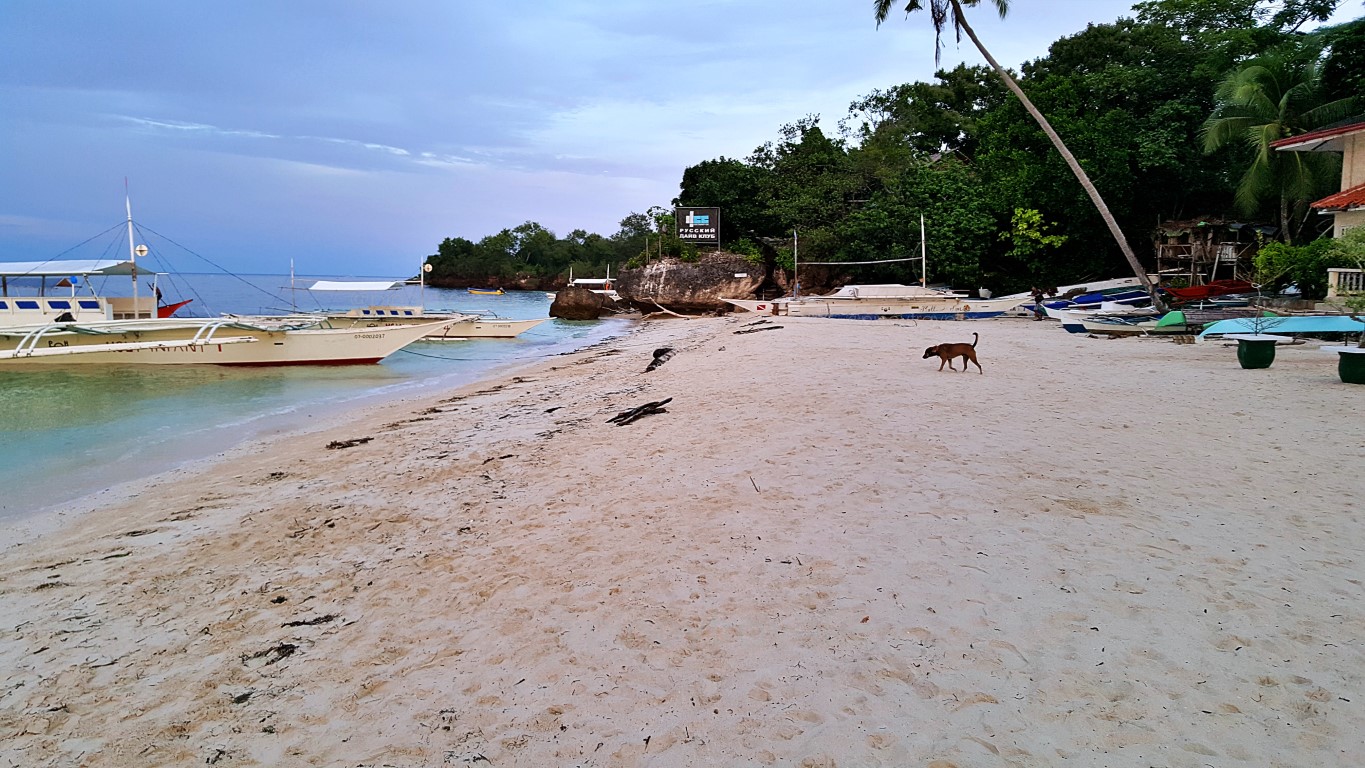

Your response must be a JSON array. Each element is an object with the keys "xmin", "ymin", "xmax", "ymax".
[{"xmin": 1333, "ymin": 132, "xmax": 1364, "ymax": 238}]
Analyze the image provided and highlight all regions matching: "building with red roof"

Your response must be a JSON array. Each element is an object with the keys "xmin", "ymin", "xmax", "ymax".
[{"xmin": 1272, "ymin": 121, "xmax": 1365, "ymax": 237}]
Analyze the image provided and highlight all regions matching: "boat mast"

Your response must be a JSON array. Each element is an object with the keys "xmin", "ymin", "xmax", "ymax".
[
  {"xmin": 919, "ymin": 213, "xmax": 927, "ymax": 288},
  {"xmin": 126, "ymin": 187, "xmax": 140, "ymax": 317}
]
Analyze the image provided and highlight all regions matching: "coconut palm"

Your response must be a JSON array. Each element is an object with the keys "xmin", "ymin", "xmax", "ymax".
[
  {"xmin": 873, "ymin": 0, "xmax": 1166, "ymax": 310},
  {"xmin": 1202, "ymin": 46, "xmax": 1356, "ymax": 242}
]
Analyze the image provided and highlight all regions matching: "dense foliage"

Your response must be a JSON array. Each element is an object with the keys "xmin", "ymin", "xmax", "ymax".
[{"xmin": 426, "ymin": 0, "xmax": 1361, "ymax": 297}]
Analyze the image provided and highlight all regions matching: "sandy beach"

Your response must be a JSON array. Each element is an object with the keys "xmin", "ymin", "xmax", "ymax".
[{"xmin": 1, "ymin": 315, "xmax": 1362, "ymax": 767}]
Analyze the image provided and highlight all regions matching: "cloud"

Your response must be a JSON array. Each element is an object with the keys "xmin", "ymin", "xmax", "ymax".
[{"xmin": 0, "ymin": 0, "xmax": 1184, "ymax": 273}]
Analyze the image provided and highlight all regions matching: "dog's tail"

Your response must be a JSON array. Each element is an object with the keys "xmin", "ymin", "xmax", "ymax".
[{"xmin": 971, "ymin": 332, "xmax": 979, "ymax": 348}]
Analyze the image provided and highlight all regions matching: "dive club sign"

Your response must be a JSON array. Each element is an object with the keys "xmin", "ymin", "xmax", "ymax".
[{"xmin": 676, "ymin": 207, "xmax": 720, "ymax": 243}]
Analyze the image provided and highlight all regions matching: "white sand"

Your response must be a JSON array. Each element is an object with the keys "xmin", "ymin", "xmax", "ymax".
[{"xmin": 1, "ymin": 316, "xmax": 1362, "ymax": 767}]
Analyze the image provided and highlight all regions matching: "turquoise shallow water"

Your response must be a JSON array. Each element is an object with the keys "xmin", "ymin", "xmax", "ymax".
[{"xmin": 0, "ymin": 276, "xmax": 630, "ymax": 519}]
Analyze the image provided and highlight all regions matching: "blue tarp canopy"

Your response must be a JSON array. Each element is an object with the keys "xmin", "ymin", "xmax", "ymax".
[{"xmin": 1200, "ymin": 315, "xmax": 1365, "ymax": 336}]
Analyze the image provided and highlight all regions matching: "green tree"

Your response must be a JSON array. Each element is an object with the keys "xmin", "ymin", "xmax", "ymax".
[
  {"xmin": 748, "ymin": 117, "xmax": 860, "ymax": 261},
  {"xmin": 874, "ymin": 0, "xmax": 1168, "ymax": 309},
  {"xmin": 842, "ymin": 64, "xmax": 1006, "ymax": 161},
  {"xmin": 1202, "ymin": 43, "xmax": 1357, "ymax": 241},
  {"xmin": 675, "ymin": 158, "xmax": 776, "ymax": 243},
  {"xmin": 1133, "ymin": 0, "xmax": 1343, "ymax": 79},
  {"xmin": 1321, "ymin": 18, "xmax": 1365, "ymax": 101},
  {"xmin": 1252, "ymin": 236, "xmax": 1355, "ymax": 297},
  {"xmin": 973, "ymin": 15, "xmax": 1246, "ymax": 282},
  {"xmin": 833, "ymin": 158, "xmax": 996, "ymax": 288},
  {"xmin": 1000, "ymin": 207, "xmax": 1068, "ymax": 278}
]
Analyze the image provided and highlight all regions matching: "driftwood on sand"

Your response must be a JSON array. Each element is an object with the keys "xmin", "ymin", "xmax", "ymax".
[
  {"xmin": 646, "ymin": 347, "xmax": 675, "ymax": 372},
  {"xmin": 607, "ymin": 397, "xmax": 672, "ymax": 426}
]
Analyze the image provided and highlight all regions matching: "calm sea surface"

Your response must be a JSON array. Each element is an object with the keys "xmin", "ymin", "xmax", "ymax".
[{"xmin": 0, "ymin": 274, "xmax": 631, "ymax": 520}]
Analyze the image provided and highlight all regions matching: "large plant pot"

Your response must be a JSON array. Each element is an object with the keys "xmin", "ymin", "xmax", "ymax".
[
  {"xmin": 1338, "ymin": 347, "xmax": 1365, "ymax": 384},
  {"xmin": 1231, "ymin": 336, "xmax": 1278, "ymax": 369}
]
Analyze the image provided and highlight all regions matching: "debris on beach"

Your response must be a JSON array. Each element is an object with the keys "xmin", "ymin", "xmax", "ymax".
[
  {"xmin": 241, "ymin": 642, "xmax": 298, "ymax": 668},
  {"xmin": 646, "ymin": 347, "xmax": 675, "ymax": 371},
  {"xmin": 607, "ymin": 397, "xmax": 672, "ymax": 426},
  {"xmin": 326, "ymin": 436, "xmax": 373, "ymax": 450},
  {"xmin": 734, "ymin": 325, "xmax": 782, "ymax": 335},
  {"xmin": 281, "ymin": 614, "xmax": 339, "ymax": 628}
]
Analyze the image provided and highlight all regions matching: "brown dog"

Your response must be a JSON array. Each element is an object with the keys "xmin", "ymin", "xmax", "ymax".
[{"xmin": 923, "ymin": 332, "xmax": 982, "ymax": 373}]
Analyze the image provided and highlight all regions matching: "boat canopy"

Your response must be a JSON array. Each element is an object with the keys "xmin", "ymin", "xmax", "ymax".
[
  {"xmin": 0, "ymin": 259, "xmax": 145, "ymax": 277},
  {"xmin": 308, "ymin": 280, "xmax": 405, "ymax": 292}
]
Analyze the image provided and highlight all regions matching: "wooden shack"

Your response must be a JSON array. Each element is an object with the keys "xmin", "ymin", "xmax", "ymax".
[{"xmin": 1152, "ymin": 218, "xmax": 1273, "ymax": 287}]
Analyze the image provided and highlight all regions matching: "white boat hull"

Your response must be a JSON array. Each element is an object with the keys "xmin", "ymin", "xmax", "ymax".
[
  {"xmin": 0, "ymin": 317, "xmax": 454, "ymax": 366},
  {"xmin": 327, "ymin": 313, "xmax": 548, "ymax": 339},
  {"xmin": 726, "ymin": 294, "xmax": 1024, "ymax": 319},
  {"xmin": 784, "ymin": 295, "xmax": 1022, "ymax": 319}
]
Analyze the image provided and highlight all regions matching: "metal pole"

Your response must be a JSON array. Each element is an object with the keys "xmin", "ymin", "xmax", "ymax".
[
  {"xmin": 793, "ymin": 228, "xmax": 799, "ymax": 299},
  {"xmin": 920, "ymin": 213, "xmax": 927, "ymax": 288},
  {"xmin": 126, "ymin": 188, "xmax": 140, "ymax": 317}
]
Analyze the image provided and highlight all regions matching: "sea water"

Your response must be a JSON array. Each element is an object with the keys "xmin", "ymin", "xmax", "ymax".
[{"xmin": 0, "ymin": 275, "xmax": 630, "ymax": 520}]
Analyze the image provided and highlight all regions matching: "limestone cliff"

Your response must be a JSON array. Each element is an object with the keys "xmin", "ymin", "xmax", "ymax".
[{"xmin": 615, "ymin": 252, "xmax": 769, "ymax": 313}]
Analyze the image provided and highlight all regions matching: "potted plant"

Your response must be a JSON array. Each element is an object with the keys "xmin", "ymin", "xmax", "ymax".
[
  {"xmin": 1331, "ymin": 291, "xmax": 1365, "ymax": 384},
  {"xmin": 1223, "ymin": 311, "xmax": 1287, "ymax": 369},
  {"xmin": 1321, "ymin": 233, "xmax": 1365, "ymax": 383}
]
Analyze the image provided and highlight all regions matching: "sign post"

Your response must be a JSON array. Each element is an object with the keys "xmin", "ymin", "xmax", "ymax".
[{"xmin": 676, "ymin": 207, "xmax": 720, "ymax": 245}]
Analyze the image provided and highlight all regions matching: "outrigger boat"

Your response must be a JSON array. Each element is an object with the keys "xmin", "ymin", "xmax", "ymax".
[
  {"xmin": 304, "ymin": 280, "xmax": 548, "ymax": 339},
  {"xmin": 0, "ymin": 203, "xmax": 457, "ymax": 365},
  {"xmin": 0, "ymin": 312, "xmax": 455, "ymax": 365},
  {"xmin": 724, "ymin": 284, "xmax": 1025, "ymax": 319}
]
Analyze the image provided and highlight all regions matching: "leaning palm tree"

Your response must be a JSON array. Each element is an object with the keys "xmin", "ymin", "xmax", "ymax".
[
  {"xmin": 1202, "ymin": 46, "xmax": 1356, "ymax": 243},
  {"xmin": 874, "ymin": 0, "xmax": 1166, "ymax": 310}
]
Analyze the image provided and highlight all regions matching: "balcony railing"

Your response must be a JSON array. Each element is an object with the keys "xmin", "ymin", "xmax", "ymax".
[{"xmin": 1327, "ymin": 268, "xmax": 1365, "ymax": 298}]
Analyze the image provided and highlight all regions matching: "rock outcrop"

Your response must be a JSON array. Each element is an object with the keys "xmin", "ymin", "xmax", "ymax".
[
  {"xmin": 615, "ymin": 252, "xmax": 765, "ymax": 314},
  {"xmin": 549, "ymin": 285, "xmax": 611, "ymax": 320}
]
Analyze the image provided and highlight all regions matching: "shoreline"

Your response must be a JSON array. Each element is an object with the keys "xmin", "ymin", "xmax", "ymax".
[
  {"xmin": 2, "ymin": 316, "xmax": 1362, "ymax": 766},
  {"xmin": 0, "ymin": 318, "xmax": 636, "ymax": 542}
]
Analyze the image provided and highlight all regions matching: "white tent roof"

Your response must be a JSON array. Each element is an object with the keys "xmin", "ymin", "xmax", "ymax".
[
  {"xmin": 0, "ymin": 259, "xmax": 144, "ymax": 277},
  {"xmin": 308, "ymin": 280, "xmax": 405, "ymax": 292}
]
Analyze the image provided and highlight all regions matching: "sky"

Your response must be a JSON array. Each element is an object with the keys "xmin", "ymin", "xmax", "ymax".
[{"xmin": 1, "ymin": 1, "xmax": 1360, "ymax": 275}]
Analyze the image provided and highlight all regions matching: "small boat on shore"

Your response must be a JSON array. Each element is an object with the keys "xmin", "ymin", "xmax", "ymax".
[
  {"xmin": 724, "ymin": 284, "xmax": 1025, "ymax": 320},
  {"xmin": 1163, "ymin": 279, "xmax": 1256, "ymax": 302}
]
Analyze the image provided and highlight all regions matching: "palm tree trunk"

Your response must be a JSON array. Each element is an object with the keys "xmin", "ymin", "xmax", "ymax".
[
  {"xmin": 1279, "ymin": 192, "xmax": 1290, "ymax": 244},
  {"xmin": 949, "ymin": 0, "xmax": 1167, "ymax": 312}
]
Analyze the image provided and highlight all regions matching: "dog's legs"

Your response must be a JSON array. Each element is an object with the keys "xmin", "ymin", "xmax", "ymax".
[
  {"xmin": 971, "ymin": 357, "xmax": 983, "ymax": 374},
  {"xmin": 938, "ymin": 358, "xmax": 948, "ymax": 371}
]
